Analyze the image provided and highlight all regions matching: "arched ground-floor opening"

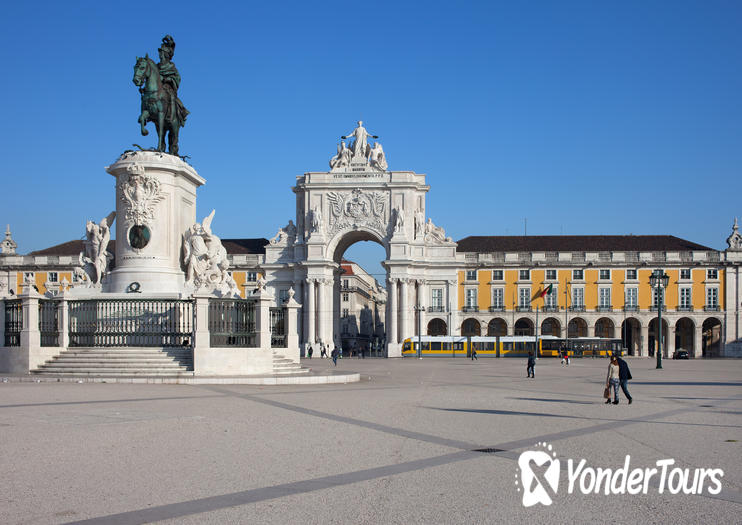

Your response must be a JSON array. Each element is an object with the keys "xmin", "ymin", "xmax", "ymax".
[
  {"xmin": 621, "ymin": 318, "xmax": 641, "ymax": 356},
  {"xmin": 487, "ymin": 318, "xmax": 507, "ymax": 336},
  {"xmin": 648, "ymin": 318, "xmax": 670, "ymax": 357},
  {"xmin": 594, "ymin": 317, "xmax": 615, "ymax": 338},
  {"xmin": 675, "ymin": 317, "xmax": 695, "ymax": 356},
  {"xmin": 702, "ymin": 317, "xmax": 722, "ymax": 357},
  {"xmin": 515, "ymin": 318, "xmax": 534, "ymax": 336},
  {"xmin": 568, "ymin": 317, "xmax": 588, "ymax": 338},
  {"xmin": 427, "ymin": 318, "xmax": 447, "ymax": 336},
  {"xmin": 462, "ymin": 318, "xmax": 481, "ymax": 336},
  {"xmin": 541, "ymin": 317, "xmax": 561, "ymax": 337}
]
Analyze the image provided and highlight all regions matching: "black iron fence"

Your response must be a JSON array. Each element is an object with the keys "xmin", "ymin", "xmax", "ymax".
[
  {"xmin": 4, "ymin": 299, "xmax": 22, "ymax": 347},
  {"xmin": 39, "ymin": 299, "xmax": 59, "ymax": 347},
  {"xmin": 209, "ymin": 298, "xmax": 257, "ymax": 347},
  {"xmin": 270, "ymin": 307, "xmax": 286, "ymax": 347},
  {"xmin": 68, "ymin": 299, "xmax": 193, "ymax": 347}
]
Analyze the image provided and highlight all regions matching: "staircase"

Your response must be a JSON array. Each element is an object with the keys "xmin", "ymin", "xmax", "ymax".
[
  {"xmin": 272, "ymin": 352, "xmax": 310, "ymax": 375},
  {"xmin": 31, "ymin": 347, "xmax": 193, "ymax": 377}
]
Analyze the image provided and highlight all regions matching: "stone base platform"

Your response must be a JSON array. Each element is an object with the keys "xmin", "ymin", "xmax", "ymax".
[{"xmin": 0, "ymin": 369, "xmax": 360, "ymax": 385}]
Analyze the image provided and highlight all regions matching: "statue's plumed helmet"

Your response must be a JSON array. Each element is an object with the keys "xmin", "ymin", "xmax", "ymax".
[{"xmin": 159, "ymin": 35, "xmax": 176, "ymax": 60}]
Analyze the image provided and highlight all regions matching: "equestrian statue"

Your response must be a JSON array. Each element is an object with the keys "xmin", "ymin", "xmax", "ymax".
[{"xmin": 133, "ymin": 35, "xmax": 189, "ymax": 155}]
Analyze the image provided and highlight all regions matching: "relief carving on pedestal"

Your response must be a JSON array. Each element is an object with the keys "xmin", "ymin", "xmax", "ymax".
[
  {"xmin": 326, "ymin": 188, "xmax": 387, "ymax": 237},
  {"xmin": 118, "ymin": 163, "xmax": 165, "ymax": 227}
]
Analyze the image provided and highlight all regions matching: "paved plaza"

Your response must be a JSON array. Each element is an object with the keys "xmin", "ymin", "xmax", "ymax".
[{"xmin": 1, "ymin": 357, "xmax": 741, "ymax": 524}]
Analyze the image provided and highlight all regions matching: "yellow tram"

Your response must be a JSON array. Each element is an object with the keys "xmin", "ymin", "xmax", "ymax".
[{"xmin": 401, "ymin": 335, "xmax": 623, "ymax": 358}]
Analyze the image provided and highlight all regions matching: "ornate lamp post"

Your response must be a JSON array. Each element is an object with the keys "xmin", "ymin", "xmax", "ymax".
[{"xmin": 649, "ymin": 269, "xmax": 669, "ymax": 369}]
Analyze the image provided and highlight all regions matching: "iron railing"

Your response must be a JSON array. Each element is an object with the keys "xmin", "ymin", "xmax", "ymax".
[
  {"xmin": 209, "ymin": 298, "xmax": 256, "ymax": 347},
  {"xmin": 4, "ymin": 299, "xmax": 22, "ymax": 347},
  {"xmin": 39, "ymin": 299, "xmax": 59, "ymax": 347},
  {"xmin": 704, "ymin": 305, "xmax": 720, "ymax": 312},
  {"xmin": 69, "ymin": 299, "xmax": 193, "ymax": 347},
  {"xmin": 488, "ymin": 305, "xmax": 505, "ymax": 312},
  {"xmin": 462, "ymin": 306, "xmax": 479, "ymax": 313},
  {"xmin": 428, "ymin": 306, "xmax": 446, "ymax": 313},
  {"xmin": 270, "ymin": 307, "xmax": 286, "ymax": 347}
]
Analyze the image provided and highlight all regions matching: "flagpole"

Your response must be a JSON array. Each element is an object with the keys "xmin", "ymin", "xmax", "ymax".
[{"xmin": 535, "ymin": 305, "xmax": 539, "ymax": 357}]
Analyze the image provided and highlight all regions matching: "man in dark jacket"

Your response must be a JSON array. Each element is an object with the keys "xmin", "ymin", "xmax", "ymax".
[
  {"xmin": 616, "ymin": 356, "xmax": 633, "ymax": 404},
  {"xmin": 526, "ymin": 353, "xmax": 536, "ymax": 378}
]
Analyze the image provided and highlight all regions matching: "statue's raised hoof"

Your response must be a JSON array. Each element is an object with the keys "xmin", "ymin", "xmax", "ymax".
[{"xmin": 141, "ymin": 129, "xmax": 149, "ymax": 136}]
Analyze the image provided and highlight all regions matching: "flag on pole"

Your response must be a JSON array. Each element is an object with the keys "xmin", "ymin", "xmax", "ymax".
[{"xmin": 532, "ymin": 283, "xmax": 553, "ymax": 302}]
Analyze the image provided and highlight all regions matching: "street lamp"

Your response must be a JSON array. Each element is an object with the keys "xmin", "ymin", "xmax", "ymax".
[{"xmin": 649, "ymin": 269, "xmax": 669, "ymax": 369}]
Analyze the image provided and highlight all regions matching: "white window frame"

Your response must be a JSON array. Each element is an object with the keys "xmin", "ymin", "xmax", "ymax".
[
  {"xmin": 706, "ymin": 287, "xmax": 719, "ymax": 308},
  {"xmin": 680, "ymin": 269, "xmax": 691, "ymax": 280},
  {"xmin": 544, "ymin": 285, "xmax": 558, "ymax": 308},
  {"xmin": 342, "ymin": 292, "xmax": 349, "ymax": 302},
  {"xmin": 599, "ymin": 269, "xmax": 611, "ymax": 281},
  {"xmin": 431, "ymin": 288, "xmax": 443, "ymax": 309},
  {"xmin": 246, "ymin": 271, "xmax": 257, "ymax": 282},
  {"xmin": 492, "ymin": 269, "xmax": 504, "ymax": 281},
  {"xmin": 625, "ymin": 287, "xmax": 638, "ymax": 307},
  {"xmin": 518, "ymin": 287, "xmax": 531, "ymax": 308},
  {"xmin": 545, "ymin": 269, "xmax": 557, "ymax": 281},
  {"xmin": 492, "ymin": 288, "xmax": 504, "ymax": 308},
  {"xmin": 599, "ymin": 287, "xmax": 611, "ymax": 308},
  {"xmin": 572, "ymin": 269, "xmax": 584, "ymax": 280},
  {"xmin": 47, "ymin": 272, "xmax": 59, "ymax": 283},
  {"xmin": 707, "ymin": 269, "xmax": 718, "ymax": 280},
  {"xmin": 572, "ymin": 287, "xmax": 584, "ymax": 307},
  {"xmin": 519, "ymin": 269, "xmax": 530, "ymax": 281},
  {"xmin": 680, "ymin": 287, "xmax": 692, "ymax": 308},
  {"xmin": 625, "ymin": 269, "xmax": 637, "ymax": 281},
  {"xmin": 466, "ymin": 270, "xmax": 477, "ymax": 281},
  {"xmin": 465, "ymin": 288, "xmax": 478, "ymax": 308}
]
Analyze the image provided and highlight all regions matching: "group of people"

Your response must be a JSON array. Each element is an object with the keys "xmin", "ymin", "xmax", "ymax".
[
  {"xmin": 524, "ymin": 351, "xmax": 634, "ymax": 404},
  {"xmin": 305, "ymin": 343, "xmax": 342, "ymax": 366}
]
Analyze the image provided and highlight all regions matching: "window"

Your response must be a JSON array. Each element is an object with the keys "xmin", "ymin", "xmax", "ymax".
[
  {"xmin": 47, "ymin": 272, "xmax": 58, "ymax": 283},
  {"xmin": 519, "ymin": 269, "xmax": 530, "ymax": 280},
  {"xmin": 544, "ymin": 285, "xmax": 557, "ymax": 308},
  {"xmin": 278, "ymin": 289, "xmax": 289, "ymax": 304},
  {"xmin": 24, "ymin": 272, "xmax": 34, "ymax": 281},
  {"xmin": 599, "ymin": 269, "xmax": 610, "ymax": 280},
  {"xmin": 246, "ymin": 272, "xmax": 257, "ymax": 282},
  {"xmin": 342, "ymin": 308, "xmax": 349, "ymax": 318},
  {"xmin": 342, "ymin": 292, "xmax": 349, "ymax": 302},
  {"xmin": 465, "ymin": 288, "xmax": 477, "ymax": 307},
  {"xmin": 652, "ymin": 288, "xmax": 665, "ymax": 308},
  {"xmin": 625, "ymin": 288, "xmax": 638, "ymax": 307},
  {"xmin": 519, "ymin": 287, "xmax": 531, "ymax": 308},
  {"xmin": 680, "ymin": 287, "xmax": 692, "ymax": 308},
  {"xmin": 706, "ymin": 288, "xmax": 719, "ymax": 308},
  {"xmin": 546, "ymin": 269, "xmax": 557, "ymax": 280},
  {"xmin": 572, "ymin": 269, "xmax": 584, "ymax": 280},
  {"xmin": 680, "ymin": 269, "xmax": 691, "ymax": 280},
  {"xmin": 492, "ymin": 288, "xmax": 504, "ymax": 308},
  {"xmin": 342, "ymin": 279, "xmax": 349, "ymax": 289},
  {"xmin": 431, "ymin": 289, "xmax": 443, "ymax": 309},
  {"xmin": 492, "ymin": 270, "xmax": 503, "ymax": 281},
  {"xmin": 572, "ymin": 287, "xmax": 584, "ymax": 307},
  {"xmin": 707, "ymin": 269, "xmax": 718, "ymax": 280},
  {"xmin": 466, "ymin": 270, "xmax": 477, "ymax": 281},
  {"xmin": 599, "ymin": 287, "xmax": 611, "ymax": 308},
  {"xmin": 626, "ymin": 269, "xmax": 637, "ymax": 280}
]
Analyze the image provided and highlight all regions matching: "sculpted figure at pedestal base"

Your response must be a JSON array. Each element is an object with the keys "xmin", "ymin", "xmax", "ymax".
[
  {"xmin": 424, "ymin": 217, "xmax": 453, "ymax": 244},
  {"xmin": 78, "ymin": 212, "xmax": 116, "ymax": 286},
  {"xmin": 182, "ymin": 210, "xmax": 235, "ymax": 293}
]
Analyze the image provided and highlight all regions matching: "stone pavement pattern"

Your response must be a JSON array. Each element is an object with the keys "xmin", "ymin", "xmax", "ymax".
[{"xmin": 1, "ymin": 357, "xmax": 740, "ymax": 524}]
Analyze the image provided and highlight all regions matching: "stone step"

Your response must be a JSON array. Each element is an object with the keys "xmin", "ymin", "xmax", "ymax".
[
  {"xmin": 37, "ymin": 361, "xmax": 187, "ymax": 369},
  {"xmin": 31, "ymin": 369, "xmax": 194, "ymax": 376}
]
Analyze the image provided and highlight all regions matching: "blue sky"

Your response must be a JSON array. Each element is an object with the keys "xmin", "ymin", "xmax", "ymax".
[{"xmin": 1, "ymin": 1, "xmax": 740, "ymax": 279}]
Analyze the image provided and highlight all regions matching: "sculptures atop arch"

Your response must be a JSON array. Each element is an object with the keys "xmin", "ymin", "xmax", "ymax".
[{"xmin": 330, "ymin": 121, "xmax": 388, "ymax": 171}]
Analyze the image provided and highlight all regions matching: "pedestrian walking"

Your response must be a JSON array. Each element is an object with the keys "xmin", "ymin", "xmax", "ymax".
[
  {"xmin": 471, "ymin": 347, "xmax": 478, "ymax": 360},
  {"xmin": 331, "ymin": 347, "xmax": 338, "ymax": 366},
  {"xmin": 616, "ymin": 355, "xmax": 633, "ymax": 404},
  {"xmin": 307, "ymin": 345, "xmax": 313, "ymax": 359},
  {"xmin": 320, "ymin": 343, "xmax": 327, "ymax": 359},
  {"xmin": 605, "ymin": 355, "xmax": 620, "ymax": 404},
  {"xmin": 526, "ymin": 352, "xmax": 536, "ymax": 378}
]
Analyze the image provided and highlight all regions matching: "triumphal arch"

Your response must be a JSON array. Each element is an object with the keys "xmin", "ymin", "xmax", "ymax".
[{"xmin": 262, "ymin": 122, "xmax": 459, "ymax": 357}]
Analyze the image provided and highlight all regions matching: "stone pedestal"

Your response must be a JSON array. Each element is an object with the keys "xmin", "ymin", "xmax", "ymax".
[{"xmin": 105, "ymin": 151, "xmax": 205, "ymax": 294}]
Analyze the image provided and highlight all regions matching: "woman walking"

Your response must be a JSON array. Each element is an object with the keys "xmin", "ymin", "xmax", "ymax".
[{"xmin": 605, "ymin": 356, "xmax": 621, "ymax": 404}]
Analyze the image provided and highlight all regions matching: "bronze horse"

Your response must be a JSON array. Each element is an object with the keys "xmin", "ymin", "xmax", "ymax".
[{"xmin": 133, "ymin": 55, "xmax": 185, "ymax": 155}]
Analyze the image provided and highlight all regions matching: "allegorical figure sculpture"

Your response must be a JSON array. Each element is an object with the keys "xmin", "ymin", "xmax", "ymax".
[
  {"xmin": 133, "ymin": 35, "xmax": 189, "ymax": 155},
  {"xmin": 342, "ymin": 121, "xmax": 378, "ymax": 158},
  {"xmin": 79, "ymin": 212, "xmax": 116, "ymax": 286},
  {"xmin": 182, "ymin": 210, "xmax": 236, "ymax": 293},
  {"xmin": 329, "ymin": 141, "xmax": 352, "ymax": 169}
]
